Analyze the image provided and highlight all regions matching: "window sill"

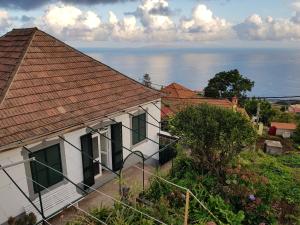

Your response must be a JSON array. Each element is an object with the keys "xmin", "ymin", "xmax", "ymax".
[{"xmin": 131, "ymin": 138, "xmax": 148, "ymax": 149}]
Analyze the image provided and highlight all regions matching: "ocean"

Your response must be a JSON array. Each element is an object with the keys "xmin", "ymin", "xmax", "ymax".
[{"xmin": 82, "ymin": 48, "xmax": 300, "ymax": 97}]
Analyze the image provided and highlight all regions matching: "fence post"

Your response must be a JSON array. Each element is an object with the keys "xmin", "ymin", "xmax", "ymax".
[{"xmin": 184, "ymin": 190, "xmax": 190, "ymax": 225}]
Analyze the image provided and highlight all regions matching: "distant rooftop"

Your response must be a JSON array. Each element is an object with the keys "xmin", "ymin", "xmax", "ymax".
[{"xmin": 271, "ymin": 122, "xmax": 297, "ymax": 130}]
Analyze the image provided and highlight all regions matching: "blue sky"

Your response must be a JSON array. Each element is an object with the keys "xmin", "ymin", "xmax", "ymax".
[{"xmin": 1, "ymin": 0, "xmax": 300, "ymax": 48}]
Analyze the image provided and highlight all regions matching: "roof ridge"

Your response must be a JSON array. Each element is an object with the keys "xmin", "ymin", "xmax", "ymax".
[
  {"xmin": 0, "ymin": 28, "xmax": 37, "ymax": 105},
  {"xmin": 172, "ymin": 83, "xmax": 181, "ymax": 98},
  {"xmin": 36, "ymin": 29, "xmax": 161, "ymax": 95}
]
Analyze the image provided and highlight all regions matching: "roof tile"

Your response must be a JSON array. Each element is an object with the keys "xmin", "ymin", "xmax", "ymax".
[{"xmin": 0, "ymin": 28, "xmax": 161, "ymax": 149}]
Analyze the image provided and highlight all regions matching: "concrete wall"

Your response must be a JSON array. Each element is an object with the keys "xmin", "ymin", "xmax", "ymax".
[
  {"xmin": 0, "ymin": 100, "xmax": 161, "ymax": 224},
  {"xmin": 266, "ymin": 146, "xmax": 283, "ymax": 155}
]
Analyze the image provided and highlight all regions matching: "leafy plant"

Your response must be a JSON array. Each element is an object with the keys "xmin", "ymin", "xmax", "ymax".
[
  {"xmin": 204, "ymin": 69, "xmax": 254, "ymax": 103},
  {"xmin": 169, "ymin": 104, "xmax": 257, "ymax": 178}
]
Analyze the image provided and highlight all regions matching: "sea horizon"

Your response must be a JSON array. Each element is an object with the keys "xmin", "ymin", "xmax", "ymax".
[{"xmin": 82, "ymin": 47, "xmax": 300, "ymax": 98}]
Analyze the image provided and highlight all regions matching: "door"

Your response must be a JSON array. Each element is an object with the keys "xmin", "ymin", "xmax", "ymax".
[
  {"xmin": 80, "ymin": 133, "xmax": 95, "ymax": 189},
  {"xmin": 99, "ymin": 128, "xmax": 111, "ymax": 170},
  {"xmin": 111, "ymin": 122, "xmax": 123, "ymax": 171},
  {"xmin": 92, "ymin": 133, "xmax": 102, "ymax": 177}
]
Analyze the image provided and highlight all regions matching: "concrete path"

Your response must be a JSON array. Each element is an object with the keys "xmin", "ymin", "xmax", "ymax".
[{"xmin": 48, "ymin": 162, "xmax": 171, "ymax": 225}]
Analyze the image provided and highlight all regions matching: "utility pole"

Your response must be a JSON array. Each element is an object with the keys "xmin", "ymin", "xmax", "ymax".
[{"xmin": 256, "ymin": 102, "xmax": 261, "ymax": 126}]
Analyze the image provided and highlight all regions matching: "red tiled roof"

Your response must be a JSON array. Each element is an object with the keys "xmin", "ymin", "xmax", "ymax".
[
  {"xmin": 160, "ymin": 83, "xmax": 238, "ymax": 118},
  {"xmin": 271, "ymin": 122, "xmax": 297, "ymax": 130},
  {"xmin": 161, "ymin": 82, "xmax": 199, "ymax": 99},
  {"xmin": 0, "ymin": 28, "xmax": 161, "ymax": 150},
  {"xmin": 161, "ymin": 106, "xmax": 173, "ymax": 119}
]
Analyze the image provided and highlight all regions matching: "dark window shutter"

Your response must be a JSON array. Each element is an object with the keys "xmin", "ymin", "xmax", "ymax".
[
  {"xmin": 111, "ymin": 123, "xmax": 123, "ymax": 171},
  {"xmin": 139, "ymin": 113, "xmax": 146, "ymax": 141},
  {"xmin": 80, "ymin": 133, "xmax": 95, "ymax": 189},
  {"xmin": 132, "ymin": 116, "xmax": 139, "ymax": 145},
  {"xmin": 131, "ymin": 113, "xmax": 147, "ymax": 145},
  {"xmin": 29, "ymin": 144, "xmax": 63, "ymax": 193}
]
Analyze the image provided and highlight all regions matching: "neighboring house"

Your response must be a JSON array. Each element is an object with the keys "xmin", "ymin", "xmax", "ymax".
[
  {"xmin": 264, "ymin": 140, "xmax": 283, "ymax": 155},
  {"xmin": 0, "ymin": 28, "xmax": 162, "ymax": 224},
  {"xmin": 288, "ymin": 104, "xmax": 300, "ymax": 115},
  {"xmin": 270, "ymin": 122, "xmax": 297, "ymax": 138},
  {"xmin": 160, "ymin": 82, "xmax": 247, "ymax": 123}
]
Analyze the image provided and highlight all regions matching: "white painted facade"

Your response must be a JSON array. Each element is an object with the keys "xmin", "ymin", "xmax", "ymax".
[
  {"xmin": 0, "ymin": 100, "xmax": 161, "ymax": 225},
  {"xmin": 275, "ymin": 128, "xmax": 294, "ymax": 138}
]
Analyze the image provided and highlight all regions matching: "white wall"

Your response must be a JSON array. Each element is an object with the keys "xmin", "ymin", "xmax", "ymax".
[
  {"xmin": 114, "ymin": 100, "xmax": 161, "ymax": 161},
  {"xmin": 276, "ymin": 129, "xmax": 294, "ymax": 138},
  {"xmin": 0, "ymin": 148, "xmax": 30, "ymax": 224},
  {"xmin": 0, "ymin": 99, "xmax": 161, "ymax": 224}
]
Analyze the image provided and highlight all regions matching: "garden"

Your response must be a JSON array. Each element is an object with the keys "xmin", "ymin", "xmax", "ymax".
[{"xmin": 66, "ymin": 105, "xmax": 300, "ymax": 225}]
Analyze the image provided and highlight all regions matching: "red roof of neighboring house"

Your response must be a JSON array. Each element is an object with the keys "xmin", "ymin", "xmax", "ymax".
[
  {"xmin": 160, "ymin": 82, "xmax": 241, "ymax": 118},
  {"xmin": 161, "ymin": 82, "xmax": 199, "ymax": 99},
  {"xmin": 271, "ymin": 122, "xmax": 297, "ymax": 130},
  {"xmin": 161, "ymin": 106, "xmax": 173, "ymax": 118},
  {"xmin": 0, "ymin": 28, "xmax": 161, "ymax": 150}
]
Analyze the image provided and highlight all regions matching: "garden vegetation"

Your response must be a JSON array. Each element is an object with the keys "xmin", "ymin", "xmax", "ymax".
[{"xmin": 66, "ymin": 105, "xmax": 300, "ymax": 225}]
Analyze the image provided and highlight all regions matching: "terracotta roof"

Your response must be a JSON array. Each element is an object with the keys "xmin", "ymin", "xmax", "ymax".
[
  {"xmin": 160, "ymin": 83, "xmax": 238, "ymax": 118},
  {"xmin": 271, "ymin": 122, "xmax": 297, "ymax": 130},
  {"xmin": 161, "ymin": 106, "xmax": 173, "ymax": 119},
  {"xmin": 161, "ymin": 82, "xmax": 199, "ymax": 99},
  {"xmin": 0, "ymin": 28, "xmax": 161, "ymax": 150}
]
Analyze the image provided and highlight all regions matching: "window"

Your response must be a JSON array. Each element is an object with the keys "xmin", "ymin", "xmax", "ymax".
[
  {"xmin": 132, "ymin": 113, "xmax": 146, "ymax": 145},
  {"xmin": 29, "ymin": 144, "xmax": 63, "ymax": 193}
]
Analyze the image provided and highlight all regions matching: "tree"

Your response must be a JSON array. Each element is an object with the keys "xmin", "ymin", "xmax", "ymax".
[
  {"xmin": 204, "ymin": 69, "xmax": 254, "ymax": 103},
  {"xmin": 169, "ymin": 104, "xmax": 257, "ymax": 178},
  {"xmin": 244, "ymin": 98, "xmax": 276, "ymax": 125},
  {"xmin": 271, "ymin": 109, "xmax": 295, "ymax": 123},
  {"xmin": 292, "ymin": 123, "xmax": 300, "ymax": 144}
]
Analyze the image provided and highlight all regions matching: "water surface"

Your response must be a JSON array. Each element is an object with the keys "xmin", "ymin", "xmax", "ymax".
[{"xmin": 82, "ymin": 48, "xmax": 300, "ymax": 97}]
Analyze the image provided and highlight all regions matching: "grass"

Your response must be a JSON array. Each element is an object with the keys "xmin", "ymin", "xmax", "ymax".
[{"xmin": 66, "ymin": 150, "xmax": 300, "ymax": 225}]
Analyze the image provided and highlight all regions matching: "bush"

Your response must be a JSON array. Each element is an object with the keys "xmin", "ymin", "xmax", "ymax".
[{"xmin": 169, "ymin": 104, "xmax": 257, "ymax": 178}]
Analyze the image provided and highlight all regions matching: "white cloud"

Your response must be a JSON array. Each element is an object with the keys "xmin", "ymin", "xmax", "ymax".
[
  {"xmin": 109, "ymin": 12, "xmax": 145, "ymax": 41},
  {"xmin": 7, "ymin": 1, "xmax": 300, "ymax": 43},
  {"xmin": 135, "ymin": 0, "xmax": 175, "ymax": 31},
  {"xmin": 108, "ymin": 11, "xmax": 118, "ymax": 25},
  {"xmin": 291, "ymin": 1, "xmax": 300, "ymax": 12},
  {"xmin": 34, "ymin": 2, "xmax": 232, "ymax": 42},
  {"xmin": 179, "ymin": 4, "xmax": 233, "ymax": 41},
  {"xmin": 39, "ymin": 4, "xmax": 106, "ymax": 41},
  {"xmin": 234, "ymin": 13, "xmax": 300, "ymax": 41},
  {"xmin": 0, "ymin": 10, "xmax": 12, "ymax": 33}
]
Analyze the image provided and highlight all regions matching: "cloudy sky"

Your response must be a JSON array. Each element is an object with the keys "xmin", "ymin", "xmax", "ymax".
[{"xmin": 1, "ymin": 0, "xmax": 300, "ymax": 48}]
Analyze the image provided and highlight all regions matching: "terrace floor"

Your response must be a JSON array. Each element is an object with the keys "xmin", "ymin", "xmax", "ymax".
[{"xmin": 48, "ymin": 161, "xmax": 172, "ymax": 225}]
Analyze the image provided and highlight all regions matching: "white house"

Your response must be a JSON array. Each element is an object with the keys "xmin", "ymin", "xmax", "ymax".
[
  {"xmin": 0, "ymin": 28, "xmax": 162, "ymax": 224},
  {"xmin": 270, "ymin": 122, "xmax": 297, "ymax": 138}
]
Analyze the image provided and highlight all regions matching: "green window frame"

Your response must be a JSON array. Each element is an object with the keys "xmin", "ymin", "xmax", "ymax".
[
  {"xmin": 29, "ymin": 144, "xmax": 63, "ymax": 193},
  {"xmin": 132, "ymin": 113, "xmax": 147, "ymax": 145}
]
